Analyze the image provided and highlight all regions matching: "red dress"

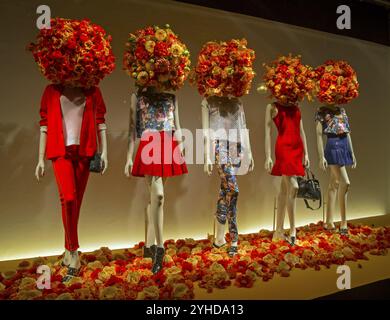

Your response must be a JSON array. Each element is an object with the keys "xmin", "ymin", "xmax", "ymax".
[{"xmin": 271, "ymin": 102, "xmax": 305, "ymax": 177}]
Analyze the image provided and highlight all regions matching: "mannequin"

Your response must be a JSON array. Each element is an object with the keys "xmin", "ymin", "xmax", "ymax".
[
  {"xmin": 264, "ymin": 101, "xmax": 309, "ymax": 245},
  {"xmin": 35, "ymin": 85, "xmax": 108, "ymax": 282},
  {"xmin": 314, "ymin": 60, "xmax": 359, "ymax": 235},
  {"xmin": 192, "ymin": 38, "xmax": 255, "ymax": 256},
  {"xmin": 122, "ymin": 24, "xmax": 190, "ymax": 273},
  {"xmin": 261, "ymin": 54, "xmax": 315, "ymax": 246},
  {"xmin": 202, "ymin": 96, "xmax": 254, "ymax": 256},
  {"xmin": 315, "ymin": 105, "xmax": 356, "ymax": 234},
  {"xmin": 124, "ymin": 86, "xmax": 187, "ymax": 273},
  {"xmin": 30, "ymin": 18, "xmax": 114, "ymax": 282}
]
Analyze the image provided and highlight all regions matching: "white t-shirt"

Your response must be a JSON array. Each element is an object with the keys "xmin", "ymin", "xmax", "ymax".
[{"xmin": 60, "ymin": 94, "xmax": 86, "ymax": 146}]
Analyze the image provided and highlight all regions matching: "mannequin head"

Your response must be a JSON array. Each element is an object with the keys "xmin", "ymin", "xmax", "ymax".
[
  {"xmin": 123, "ymin": 24, "xmax": 191, "ymax": 92},
  {"xmin": 315, "ymin": 60, "xmax": 359, "ymax": 105},
  {"xmin": 261, "ymin": 54, "xmax": 316, "ymax": 105},
  {"xmin": 29, "ymin": 18, "xmax": 115, "ymax": 88},
  {"xmin": 191, "ymin": 39, "xmax": 255, "ymax": 98}
]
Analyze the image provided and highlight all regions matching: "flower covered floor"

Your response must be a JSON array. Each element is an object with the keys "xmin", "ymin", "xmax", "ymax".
[{"xmin": 0, "ymin": 222, "xmax": 389, "ymax": 300}]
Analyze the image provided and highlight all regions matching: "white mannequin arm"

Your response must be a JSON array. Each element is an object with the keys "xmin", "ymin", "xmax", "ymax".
[
  {"xmin": 316, "ymin": 121, "xmax": 327, "ymax": 171},
  {"xmin": 201, "ymin": 99, "xmax": 213, "ymax": 175},
  {"xmin": 173, "ymin": 97, "xmax": 184, "ymax": 154},
  {"xmin": 35, "ymin": 128, "xmax": 47, "ymax": 181},
  {"xmin": 264, "ymin": 103, "xmax": 275, "ymax": 173},
  {"xmin": 99, "ymin": 127, "xmax": 108, "ymax": 174},
  {"xmin": 242, "ymin": 123, "xmax": 255, "ymax": 172},
  {"xmin": 347, "ymin": 133, "xmax": 357, "ymax": 168},
  {"xmin": 124, "ymin": 93, "xmax": 137, "ymax": 177},
  {"xmin": 300, "ymin": 119, "xmax": 310, "ymax": 168}
]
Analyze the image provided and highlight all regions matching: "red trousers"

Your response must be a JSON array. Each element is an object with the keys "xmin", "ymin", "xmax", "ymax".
[{"xmin": 52, "ymin": 145, "xmax": 90, "ymax": 251}]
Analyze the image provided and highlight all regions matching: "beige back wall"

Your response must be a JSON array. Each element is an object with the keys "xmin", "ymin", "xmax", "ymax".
[{"xmin": 0, "ymin": 0, "xmax": 389, "ymax": 260}]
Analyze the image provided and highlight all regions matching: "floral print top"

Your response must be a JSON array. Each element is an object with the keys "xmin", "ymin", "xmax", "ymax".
[
  {"xmin": 136, "ymin": 92, "xmax": 176, "ymax": 138},
  {"xmin": 315, "ymin": 106, "xmax": 350, "ymax": 135}
]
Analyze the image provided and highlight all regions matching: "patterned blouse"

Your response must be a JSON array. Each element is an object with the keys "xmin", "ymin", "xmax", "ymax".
[
  {"xmin": 315, "ymin": 106, "xmax": 350, "ymax": 135},
  {"xmin": 136, "ymin": 92, "xmax": 176, "ymax": 138}
]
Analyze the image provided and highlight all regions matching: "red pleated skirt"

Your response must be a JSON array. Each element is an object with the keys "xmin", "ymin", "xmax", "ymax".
[{"xmin": 132, "ymin": 131, "xmax": 188, "ymax": 178}]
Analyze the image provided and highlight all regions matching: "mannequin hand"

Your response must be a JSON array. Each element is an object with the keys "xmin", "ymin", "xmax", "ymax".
[
  {"xmin": 101, "ymin": 152, "xmax": 108, "ymax": 175},
  {"xmin": 35, "ymin": 160, "xmax": 45, "ymax": 181},
  {"xmin": 124, "ymin": 160, "xmax": 133, "ymax": 178},
  {"xmin": 204, "ymin": 158, "xmax": 213, "ymax": 176},
  {"xmin": 248, "ymin": 154, "xmax": 255, "ymax": 172},
  {"xmin": 352, "ymin": 154, "xmax": 357, "ymax": 169},
  {"xmin": 264, "ymin": 157, "xmax": 273, "ymax": 173},
  {"xmin": 319, "ymin": 157, "xmax": 328, "ymax": 171},
  {"xmin": 304, "ymin": 154, "xmax": 310, "ymax": 169}
]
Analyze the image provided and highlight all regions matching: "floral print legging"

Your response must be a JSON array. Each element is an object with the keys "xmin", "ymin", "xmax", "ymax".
[{"xmin": 215, "ymin": 141, "xmax": 242, "ymax": 243}]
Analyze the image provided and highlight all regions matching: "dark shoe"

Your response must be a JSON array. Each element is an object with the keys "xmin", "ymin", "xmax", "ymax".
[
  {"xmin": 228, "ymin": 246, "xmax": 238, "ymax": 257},
  {"xmin": 339, "ymin": 228, "xmax": 348, "ymax": 236},
  {"xmin": 62, "ymin": 267, "xmax": 79, "ymax": 283},
  {"xmin": 288, "ymin": 236, "xmax": 296, "ymax": 246},
  {"xmin": 152, "ymin": 247, "xmax": 165, "ymax": 274},
  {"xmin": 213, "ymin": 242, "xmax": 227, "ymax": 249},
  {"xmin": 144, "ymin": 244, "xmax": 157, "ymax": 262}
]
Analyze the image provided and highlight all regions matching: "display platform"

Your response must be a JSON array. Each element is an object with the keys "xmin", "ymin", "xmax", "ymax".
[{"xmin": 1, "ymin": 215, "xmax": 388, "ymax": 300}]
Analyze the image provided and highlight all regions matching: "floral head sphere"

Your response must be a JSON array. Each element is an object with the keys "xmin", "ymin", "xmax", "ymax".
[
  {"xmin": 315, "ymin": 60, "xmax": 359, "ymax": 105},
  {"xmin": 28, "ymin": 18, "xmax": 115, "ymax": 88},
  {"xmin": 260, "ymin": 54, "xmax": 316, "ymax": 104},
  {"xmin": 191, "ymin": 39, "xmax": 256, "ymax": 97},
  {"xmin": 123, "ymin": 24, "xmax": 191, "ymax": 91}
]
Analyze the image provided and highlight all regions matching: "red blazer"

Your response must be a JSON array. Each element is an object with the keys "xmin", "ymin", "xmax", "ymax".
[{"xmin": 39, "ymin": 84, "xmax": 106, "ymax": 160}]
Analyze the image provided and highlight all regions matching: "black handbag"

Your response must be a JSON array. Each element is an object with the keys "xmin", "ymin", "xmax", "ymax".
[
  {"xmin": 297, "ymin": 169, "xmax": 322, "ymax": 210},
  {"xmin": 89, "ymin": 94, "xmax": 103, "ymax": 173}
]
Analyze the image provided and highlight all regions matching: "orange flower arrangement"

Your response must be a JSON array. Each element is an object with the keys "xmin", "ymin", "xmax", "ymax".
[
  {"xmin": 261, "ymin": 54, "xmax": 316, "ymax": 104},
  {"xmin": 123, "ymin": 24, "xmax": 191, "ymax": 91},
  {"xmin": 29, "ymin": 18, "xmax": 115, "ymax": 88},
  {"xmin": 315, "ymin": 60, "xmax": 359, "ymax": 104},
  {"xmin": 0, "ymin": 223, "xmax": 389, "ymax": 300},
  {"xmin": 191, "ymin": 39, "xmax": 256, "ymax": 97}
]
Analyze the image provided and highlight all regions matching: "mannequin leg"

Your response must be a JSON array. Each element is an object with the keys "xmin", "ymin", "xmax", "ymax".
[
  {"xmin": 148, "ymin": 176, "xmax": 165, "ymax": 248},
  {"xmin": 52, "ymin": 150, "xmax": 87, "ymax": 270},
  {"xmin": 226, "ymin": 176, "xmax": 239, "ymax": 247},
  {"xmin": 273, "ymin": 177, "xmax": 288, "ymax": 240},
  {"xmin": 326, "ymin": 165, "xmax": 340, "ymax": 229},
  {"xmin": 215, "ymin": 163, "xmax": 230, "ymax": 246},
  {"xmin": 144, "ymin": 202, "xmax": 155, "ymax": 247},
  {"xmin": 285, "ymin": 176, "xmax": 298, "ymax": 238},
  {"xmin": 338, "ymin": 166, "xmax": 350, "ymax": 230}
]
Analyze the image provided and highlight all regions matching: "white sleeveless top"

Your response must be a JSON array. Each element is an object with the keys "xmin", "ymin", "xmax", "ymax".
[
  {"xmin": 60, "ymin": 94, "xmax": 86, "ymax": 146},
  {"xmin": 202, "ymin": 97, "xmax": 247, "ymax": 143}
]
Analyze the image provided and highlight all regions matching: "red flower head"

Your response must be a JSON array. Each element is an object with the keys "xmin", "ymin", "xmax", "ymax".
[
  {"xmin": 261, "ymin": 54, "xmax": 316, "ymax": 104},
  {"xmin": 314, "ymin": 60, "xmax": 359, "ymax": 104},
  {"xmin": 191, "ymin": 38, "xmax": 255, "ymax": 97},
  {"xmin": 28, "ymin": 17, "xmax": 115, "ymax": 88},
  {"xmin": 123, "ymin": 24, "xmax": 191, "ymax": 91}
]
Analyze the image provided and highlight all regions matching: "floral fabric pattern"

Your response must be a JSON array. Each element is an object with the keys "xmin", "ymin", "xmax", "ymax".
[
  {"xmin": 215, "ymin": 141, "xmax": 242, "ymax": 243},
  {"xmin": 315, "ymin": 106, "xmax": 350, "ymax": 135},
  {"xmin": 136, "ymin": 93, "xmax": 176, "ymax": 138}
]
